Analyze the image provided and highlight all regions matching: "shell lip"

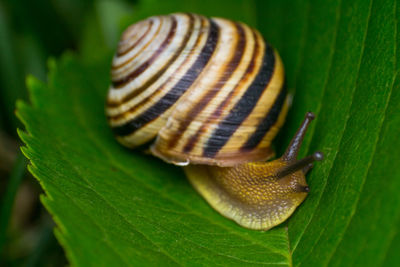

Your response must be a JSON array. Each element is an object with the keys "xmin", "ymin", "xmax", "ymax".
[{"xmin": 150, "ymin": 144, "xmax": 275, "ymax": 167}]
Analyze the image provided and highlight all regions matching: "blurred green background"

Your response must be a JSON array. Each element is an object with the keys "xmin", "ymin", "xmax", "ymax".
[{"xmin": 0, "ymin": 0, "xmax": 135, "ymax": 265}]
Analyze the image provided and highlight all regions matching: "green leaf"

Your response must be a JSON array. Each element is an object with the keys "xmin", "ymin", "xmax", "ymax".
[{"xmin": 17, "ymin": 0, "xmax": 400, "ymax": 266}]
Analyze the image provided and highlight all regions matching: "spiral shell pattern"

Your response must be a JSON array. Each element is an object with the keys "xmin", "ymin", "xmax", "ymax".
[{"xmin": 106, "ymin": 13, "xmax": 288, "ymax": 166}]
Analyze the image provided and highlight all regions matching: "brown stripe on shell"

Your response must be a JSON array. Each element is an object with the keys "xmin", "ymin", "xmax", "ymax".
[
  {"xmin": 240, "ymin": 82, "xmax": 287, "ymax": 152},
  {"xmin": 107, "ymin": 14, "xmax": 195, "ymax": 107},
  {"xmin": 107, "ymin": 15, "xmax": 205, "ymax": 118},
  {"xmin": 112, "ymin": 17, "xmax": 178, "ymax": 88},
  {"xmin": 112, "ymin": 17, "xmax": 164, "ymax": 71},
  {"xmin": 111, "ymin": 18, "xmax": 220, "ymax": 137},
  {"xmin": 116, "ymin": 20, "xmax": 154, "ymax": 57},
  {"xmin": 182, "ymin": 27, "xmax": 259, "ymax": 154},
  {"xmin": 202, "ymin": 43, "xmax": 276, "ymax": 158},
  {"xmin": 166, "ymin": 21, "xmax": 246, "ymax": 150}
]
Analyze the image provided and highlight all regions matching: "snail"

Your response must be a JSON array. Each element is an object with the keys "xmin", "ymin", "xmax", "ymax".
[{"xmin": 106, "ymin": 13, "xmax": 323, "ymax": 230}]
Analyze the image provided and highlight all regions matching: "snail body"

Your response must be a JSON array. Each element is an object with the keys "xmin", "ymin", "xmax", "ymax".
[{"xmin": 106, "ymin": 13, "xmax": 322, "ymax": 230}]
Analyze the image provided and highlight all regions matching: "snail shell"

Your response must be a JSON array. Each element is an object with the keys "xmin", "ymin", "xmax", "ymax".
[
  {"xmin": 106, "ymin": 13, "xmax": 287, "ymax": 166},
  {"xmin": 106, "ymin": 13, "xmax": 322, "ymax": 230}
]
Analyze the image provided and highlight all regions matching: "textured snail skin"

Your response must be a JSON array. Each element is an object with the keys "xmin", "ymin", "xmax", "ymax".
[
  {"xmin": 185, "ymin": 112, "xmax": 322, "ymax": 230},
  {"xmin": 184, "ymin": 161, "xmax": 307, "ymax": 230},
  {"xmin": 106, "ymin": 13, "xmax": 322, "ymax": 230}
]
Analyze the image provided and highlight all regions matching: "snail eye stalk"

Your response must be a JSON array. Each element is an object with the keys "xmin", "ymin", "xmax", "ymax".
[
  {"xmin": 275, "ymin": 152, "xmax": 323, "ymax": 180},
  {"xmin": 282, "ymin": 112, "xmax": 315, "ymax": 161}
]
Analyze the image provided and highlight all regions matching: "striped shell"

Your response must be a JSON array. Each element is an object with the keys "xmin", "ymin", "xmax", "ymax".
[{"xmin": 106, "ymin": 13, "xmax": 288, "ymax": 166}]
